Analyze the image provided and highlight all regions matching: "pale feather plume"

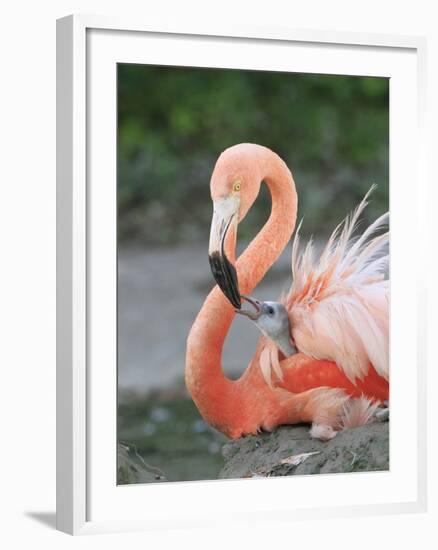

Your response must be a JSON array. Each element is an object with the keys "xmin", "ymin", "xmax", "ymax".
[
  {"xmin": 283, "ymin": 186, "xmax": 389, "ymax": 384},
  {"xmin": 340, "ymin": 396, "xmax": 380, "ymax": 429},
  {"xmin": 259, "ymin": 340, "xmax": 284, "ymax": 388}
]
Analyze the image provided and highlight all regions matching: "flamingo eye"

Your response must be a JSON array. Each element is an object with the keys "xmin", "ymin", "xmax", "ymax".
[{"xmin": 233, "ymin": 181, "xmax": 241, "ymax": 192}]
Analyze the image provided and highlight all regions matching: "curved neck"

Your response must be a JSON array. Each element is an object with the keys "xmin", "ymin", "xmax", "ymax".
[
  {"xmin": 185, "ymin": 148, "xmax": 297, "ymax": 434},
  {"xmin": 237, "ymin": 152, "xmax": 297, "ymax": 294}
]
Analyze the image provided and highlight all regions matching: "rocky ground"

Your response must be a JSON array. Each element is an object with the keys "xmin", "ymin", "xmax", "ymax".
[{"xmin": 220, "ymin": 420, "xmax": 389, "ymax": 479}]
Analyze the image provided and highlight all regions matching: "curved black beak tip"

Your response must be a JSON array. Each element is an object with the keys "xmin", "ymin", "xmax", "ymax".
[{"xmin": 208, "ymin": 251, "xmax": 241, "ymax": 309}]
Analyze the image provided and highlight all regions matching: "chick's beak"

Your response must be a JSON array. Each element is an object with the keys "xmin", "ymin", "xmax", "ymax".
[{"xmin": 235, "ymin": 295, "xmax": 262, "ymax": 321}]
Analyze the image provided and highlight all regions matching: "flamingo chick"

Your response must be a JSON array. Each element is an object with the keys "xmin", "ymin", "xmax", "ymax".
[{"xmin": 237, "ymin": 296, "xmax": 297, "ymax": 357}]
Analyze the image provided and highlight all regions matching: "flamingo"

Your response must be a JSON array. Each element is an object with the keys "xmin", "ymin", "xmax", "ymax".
[{"xmin": 185, "ymin": 143, "xmax": 388, "ymax": 440}]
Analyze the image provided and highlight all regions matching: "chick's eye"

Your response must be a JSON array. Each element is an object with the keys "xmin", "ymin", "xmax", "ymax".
[{"xmin": 267, "ymin": 306, "xmax": 274, "ymax": 316}]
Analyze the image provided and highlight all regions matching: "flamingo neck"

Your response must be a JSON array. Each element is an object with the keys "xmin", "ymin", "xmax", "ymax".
[
  {"xmin": 237, "ymin": 152, "xmax": 298, "ymax": 294},
  {"xmin": 186, "ymin": 148, "xmax": 297, "ymax": 435}
]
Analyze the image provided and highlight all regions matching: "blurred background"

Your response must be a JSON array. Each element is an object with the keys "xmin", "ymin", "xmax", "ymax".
[{"xmin": 117, "ymin": 64, "xmax": 389, "ymax": 484}]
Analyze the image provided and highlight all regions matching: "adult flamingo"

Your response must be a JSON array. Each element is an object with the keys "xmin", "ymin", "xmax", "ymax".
[{"xmin": 185, "ymin": 143, "xmax": 388, "ymax": 440}]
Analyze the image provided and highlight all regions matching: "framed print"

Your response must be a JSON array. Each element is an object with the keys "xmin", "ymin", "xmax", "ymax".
[{"xmin": 56, "ymin": 15, "xmax": 427, "ymax": 535}]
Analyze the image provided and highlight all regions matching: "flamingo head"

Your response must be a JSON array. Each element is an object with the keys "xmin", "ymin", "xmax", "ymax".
[
  {"xmin": 208, "ymin": 144, "xmax": 264, "ymax": 309},
  {"xmin": 236, "ymin": 295, "xmax": 297, "ymax": 357}
]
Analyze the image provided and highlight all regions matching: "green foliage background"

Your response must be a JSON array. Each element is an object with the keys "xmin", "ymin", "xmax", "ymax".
[{"xmin": 118, "ymin": 64, "xmax": 388, "ymax": 244}]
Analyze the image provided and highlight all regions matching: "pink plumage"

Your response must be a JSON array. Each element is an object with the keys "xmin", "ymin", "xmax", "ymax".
[{"xmin": 284, "ymin": 187, "xmax": 389, "ymax": 385}]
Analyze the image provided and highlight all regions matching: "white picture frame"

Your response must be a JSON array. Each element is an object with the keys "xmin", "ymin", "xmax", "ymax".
[{"xmin": 56, "ymin": 14, "xmax": 428, "ymax": 535}]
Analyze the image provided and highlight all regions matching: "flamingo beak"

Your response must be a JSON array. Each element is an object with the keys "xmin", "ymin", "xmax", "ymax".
[
  {"xmin": 235, "ymin": 295, "xmax": 262, "ymax": 320},
  {"xmin": 208, "ymin": 197, "xmax": 241, "ymax": 309}
]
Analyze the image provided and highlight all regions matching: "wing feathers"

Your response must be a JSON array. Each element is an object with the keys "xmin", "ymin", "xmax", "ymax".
[{"xmin": 285, "ymin": 187, "xmax": 389, "ymax": 384}]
